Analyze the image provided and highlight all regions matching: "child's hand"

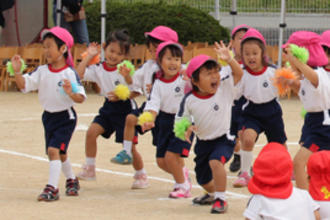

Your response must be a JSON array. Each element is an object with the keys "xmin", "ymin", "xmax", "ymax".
[
  {"xmin": 119, "ymin": 64, "xmax": 131, "ymax": 78},
  {"xmin": 86, "ymin": 42, "xmax": 100, "ymax": 58},
  {"xmin": 62, "ymin": 79, "xmax": 72, "ymax": 95},
  {"xmin": 107, "ymin": 91, "xmax": 119, "ymax": 102},
  {"xmin": 214, "ymin": 41, "xmax": 233, "ymax": 62},
  {"xmin": 11, "ymin": 55, "xmax": 23, "ymax": 73},
  {"xmin": 146, "ymin": 84, "xmax": 152, "ymax": 94},
  {"xmin": 180, "ymin": 69, "xmax": 189, "ymax": 81},
  {"xmin": 185, "ymin": 125, "xmax": 197, "ymax": 144},
  {"xmin": 141, "ymin": 121, "xmax": 155, "ymax": 132}
]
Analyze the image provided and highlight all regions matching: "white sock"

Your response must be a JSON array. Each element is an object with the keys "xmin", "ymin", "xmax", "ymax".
[
  {"xmin": 176, "ymin": 183, "xmax": 186, "ymax": 190},
  {"xmin": 123, "ymin": 140, "xmax": 132, "ymax": 157},
  {"xmin": 135, "ymin": 168, "xmax": 146, "ymax": 176},
  {"xmin": 62, "ymin": 158, "xmax": 76, "ymax": 179},
  {"xmin": 86, "ymin": 157, "xmax": 96, "ymax": 166},
  {"xmin": 214, "ymin": 191, "xmax": 226, "ymax": 201},
  {"xmin": 48, "ymin": 160, "xmax": 61, "ymax": 188},
  {"xmin": 241, "ymin": 150, "xmax": 253, "ymax": 173},
  {"xmin": 234, "ymin": 150, "xmax": 241, "ymax": 156}
]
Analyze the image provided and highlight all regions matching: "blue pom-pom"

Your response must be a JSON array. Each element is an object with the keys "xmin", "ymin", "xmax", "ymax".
[{"xmin": 59, "ymin": 81, "xmax": 80, "ymax": 95}]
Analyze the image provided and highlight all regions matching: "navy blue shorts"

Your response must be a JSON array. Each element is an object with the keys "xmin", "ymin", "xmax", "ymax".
[
  {"xmin": 93, "ymin": 98, "xmax": 134, "ymax": 143},
  {"xmin": 155, "ymin": 111, "xmax": 192, "ymax": 158},
  {"xmin": 241, "ymin": 98, "xmax": 287, "ymax": 144},
  {"xmin": 230, "ymin": 96, "xmax": 246, "ymax": 137},
  {"xmin": 299, "ymin": 110, "xmax": 330, "ymax": 152},
  {"xmin": 42, "ymin": 108, "xmax": 77, "ymax": 155},
  {"xmin": 194, "ymin": 134, "xmax": 235, "ymax": 185}
]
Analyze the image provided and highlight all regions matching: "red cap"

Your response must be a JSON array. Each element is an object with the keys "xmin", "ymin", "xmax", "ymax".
[
  {"xmin": 41, "ymin": 26, "xmax": 74, "ymax": 67},
  {"xmin": 186, "ymin": 55, "xmax": 217, "ymax": 78},
  {"xmin": 282, "ymin": 31, "xmax": 328, "ymax": 67},
  {"xmin": 241, "ymin": 28, "xmax": 266, "ymax": 46},
  {"xmin": 307, "ymin": 150, "xmax": 330, "ymax": 201},
  {"xmin": 156, "ymin": 41, "xmax": 183, "ymax": 60},
  {"xmin": 144, "ymin": 26, "xmax": 178, "ymax": 43},
  {"xmin": 248, "ymin": 142, "xmax": 293, "ymax": 199},
  {"xmin": 320, "ymin": 30, "xmax": 330, "ymax": 48},
  {"xmin": 231, "ymin": 24, "xmax": 250, "ymax": 39}
]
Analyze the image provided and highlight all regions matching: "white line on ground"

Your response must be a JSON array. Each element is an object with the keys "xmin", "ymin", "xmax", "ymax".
[{"xmin": 0, "ymin": 148, "xmax": 249, "ymax": 199}]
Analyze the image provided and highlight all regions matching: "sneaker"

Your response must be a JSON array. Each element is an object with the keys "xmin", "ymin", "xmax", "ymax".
[
  {"xmin": 211, "ymin": 198, "xmax": 228, "ymax": 214},
  {"xmin": 110, "ymin": 150, "xmax": 132, "ymax": 165},
  {"xmin": 37, "ymin": 185, "xmax": 59, "ymax": 202},
  {"xmin": 169, "ymin": 187, "xmax": 191, "ymax": 199},
  {"xmin": 131, "ymin": 173, "xmax": 149, "ymax": 189},
  {"xmin": 229, "ymin": 154, "xmax": 241, "ymax": 172},
  {"xmin": 76, "ymin": 164, "xmax": 96, "ymax": 181},
  {"xmin": 192, "ymin": 193, "xmax": 214, "ymax": 205},
  {"xmin": 183, "ymin": 167, "xmax": 192, "ymax": 190},
  {"xmin": 233, "ymin": 171, "xmax": 251, "ymax": 188},
  {"xmin": 66, "ymin": 178, "xmax": 80, "ymax": 196}
]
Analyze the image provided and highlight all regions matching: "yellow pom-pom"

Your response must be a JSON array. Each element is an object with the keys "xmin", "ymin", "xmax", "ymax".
[
  {"xmin": 138, "ymin": 112, "xmax": 153, "ymax": 126},
  {"xmin": 114, "ymin": 84, "xmax": 130, "ymax": 100},
  {"xmin": 218, "ymin": 50, "xmax": 234, "ymax": 66}
]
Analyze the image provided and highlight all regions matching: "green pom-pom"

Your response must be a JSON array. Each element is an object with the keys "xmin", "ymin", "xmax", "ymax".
[
  {"xmin": 114, "ymin": 84, "xmax": 130, "ymax": 100},
  {"xmin": 6, "ymin": 59, "xmax": 26, "ymax": 76},
  {"xmin": 301, "ymin": 107, "xmax": 307, "ymax": 119},
  {"xmin": 117, "ymin": 60, "xmax": 135, "ymax": 76},
  {"xmin": 290, "ymin": 44, "xmax": 309, "ymax": 64},
  {"xmin": 173, "ymin": 117, "xmax": 192, "ymax": 141},
  {"xmin": 138, "ymin": 112, "xmax": 153, "ymax": 126}
]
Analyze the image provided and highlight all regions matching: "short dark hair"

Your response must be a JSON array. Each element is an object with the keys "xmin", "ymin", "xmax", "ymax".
[
  {"xmin": 105, "ymin": 29, "xmax": 130, "ymax": 55},
  {"xmin": 241, "ymin": 38, "xmax": 268, "ymax": 66},
  {"xmin": 146, "ymin": 35, "xmax": 163, "ymax": 49},
  {"xmin": 42, "ymin": 32, "xmax": 68, "ymax": 59},
  {"xmin": 322, "ymin": 45, "xmax": 330, "ymax": 55},
  {"xmin": 158, "ymin": 45, "xmax": 183, "ymax": 62},
  {"xmin": 191, "ymin": 61, "xmax": 219, "ymax": 91}
]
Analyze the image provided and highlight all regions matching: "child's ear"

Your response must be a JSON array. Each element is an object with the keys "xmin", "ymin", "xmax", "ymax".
[{"xmin": 60, "ymin": 45, "xmax": 68, "ymax": 54}]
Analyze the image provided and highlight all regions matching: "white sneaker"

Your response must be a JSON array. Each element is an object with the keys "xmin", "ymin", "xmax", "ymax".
[
  {"xmin": 131, "ymin": 173, "xmax": 149, "ymax": 189},
  {"xmin": 76, "ymin": 164, "xmax": 96, "ymax": 181}
]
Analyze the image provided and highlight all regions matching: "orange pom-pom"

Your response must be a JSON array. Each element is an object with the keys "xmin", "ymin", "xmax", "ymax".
[
  {"xmin": 81, "ymin": 51, "xmax": 100, "ymax": 66},
  {"xmin": 273, "ymin": 67, "xmax": 297, "ymax": 98}
]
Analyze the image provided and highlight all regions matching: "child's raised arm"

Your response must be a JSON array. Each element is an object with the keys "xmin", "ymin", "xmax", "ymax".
[
  {"xmin": 76, "ymin": 43, "xmax": 100, "ymax": 79},
  {"xmin": 11, "ymin": 55, "xmax": 26, "ymax": 90},
  {"xmin": 214, "ymin": 41, "xmax": 243, "ymax": 85}
]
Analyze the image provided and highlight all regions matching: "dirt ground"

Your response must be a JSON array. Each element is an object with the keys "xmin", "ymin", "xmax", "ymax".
[{"xmin": 0, "ymin": 91, "xmax": 304, "ymax": 220}]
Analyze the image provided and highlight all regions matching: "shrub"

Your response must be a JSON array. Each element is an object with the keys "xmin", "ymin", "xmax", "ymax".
[{"xmin": 84, "ymin": 1, "xmax": 229, "ymax": 45}]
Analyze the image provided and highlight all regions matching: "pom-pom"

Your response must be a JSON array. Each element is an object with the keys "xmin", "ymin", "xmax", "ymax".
[
  {"xmin": 117, "ymin": 60, "xmax": 135, "ymax": 76},
  {"xmin": 6, "ymin": 59, "xmax": 27, "ymax": 76},
  {"xmin": 81, "ymin": 51, "xmax": 100, "ymax": 66},
  {"xmin": 301, "ymin": 107, "xmax": 307, "ymax": 119},
  {"xmin": 114, "ymin": 84, "xmax": 130, "ymax": 100},
  {"xmin": 173, "ymin": 117, "xmax": 192, "ymax": 141},
  {"xmin": 59, "ymin": 81, "xmax": 80, "ymax": 95},
  {"xmin": 138, "ymin": 112, "xmax": 154, "ymax": 126},
  {"xmin": 273, "ymin": 67, "xmax": 297, "ymax": 97},
  {"xmin": 290, "ymin": 44, "xmax": 309, "ymax": 64},
  {"xmin": 218, "ymin": 50, "xmax": 234, "ymax": 66}
]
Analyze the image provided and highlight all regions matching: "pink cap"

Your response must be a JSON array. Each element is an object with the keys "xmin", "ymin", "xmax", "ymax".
[
  {"xmin": 231, "ymin": 24, "xmax": 250, "ymax": 39},
  {"xmin": 282, "ymin": 31, "xmax": 328, "ymax": 67},
  {"xmin": 41, "ymin": 26, "xmax": 74, "ymax": 67},
  {"xmin": 156, "ymin": 41, "xmax": 183, "ymax": 60},
  {"xmin": 241, "ymin": 28, "xmax": 266, "ymax": 46},
  {"xmin": 144, "ymin": 26, "xmax": 178, "ymax": 43},
  {"xmin": 186, "ymin": 55, "xmax": 217, "ymax": 78},
  {"xmin": 320, "ymin": 30, "xmax": 330, "ymax": 48}
]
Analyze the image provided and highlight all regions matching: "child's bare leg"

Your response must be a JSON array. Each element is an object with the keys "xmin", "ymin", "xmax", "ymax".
[
  {"xmin": 156, "ymin": 158, "xmax": 171, "ymax": 173},
  {"xmin": 132, "ymin": 144, "xmax": 143, "ymax": 170},
  {"xmin": 85, "ymin": 123, "xmax": 104, "ymax": 158},
  {"xmin": 293, "ymin": 147, "xmax": 312, "ymax": 190},
  {"xmin": 241, "ymin": 129, "xmax": 258, "ymax": 173},
  {"xmin": 165, "ymin": 151, "xmax": 185, "ymax": 184},
  {"xmin": 210, "ymin": 160, "xmax": 226, "ymax": 192}
]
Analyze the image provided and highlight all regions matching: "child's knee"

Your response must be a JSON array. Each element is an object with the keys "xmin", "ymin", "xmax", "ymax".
[
  {"xmin": 47, "ymin": 147, "xmax": 60, "ymax": 160},
  {"xmin": 209, "ymin": 159, "xmax": 224, "ymax": 171},
  {"xmin": 126, "ymin": 114, "xmax": 138, "ymax": 126}
]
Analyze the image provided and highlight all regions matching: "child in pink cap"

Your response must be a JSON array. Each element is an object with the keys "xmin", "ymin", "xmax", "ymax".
[
  {"xmin": 321, "ymin": 30, "xmax": 330, "ymax": 73},
  {"xmin": 276, "ymin": 31, "xmax": 330, "ymax": 190},
  {"xmin": 139, "ymin": 41, "xmax": 193, "ymax": 198},
  {"xmin": 233, "ymin": 28, "xmax": 287, "ymax": 188},
  {"xmin": 11, "ymin": 26, "xmax": 87, "ymax": 201},
  {"xmin": 177, "ymin": 41, "xmax": 243, "ymax": 213},
  {"xmin": 244, "ymin": 142, "xmax": 320, "ymax": 220},
  {"xmin": 308, "ymin": 150, "xmax": 330, "ymax": 219},
  {"xmin": 109, "ymin": 26, "xmax": 180, "ymax": 189}
]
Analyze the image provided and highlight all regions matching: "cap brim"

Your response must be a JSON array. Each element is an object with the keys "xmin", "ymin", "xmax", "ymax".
[
  {"xmin": 248, "ymin": 177, "xmax": 293, "ymax": 199},
  {"xmin": 321, "ymin": 42, "xmax": 330, "ymax": 48},
  {"xmin": 40, "ymin": 29, "xmax": 51, "ymax": 39}
]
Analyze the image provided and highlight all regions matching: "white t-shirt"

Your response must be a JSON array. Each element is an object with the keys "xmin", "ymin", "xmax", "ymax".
[
  {"xmin": 83, "ymin": 62, "xmax": 130, "ymax": 97},
  {"xmin": 176, "ymin": 72, "xmax": 235, "ymax": 140},
  {"xmin": 22, "ymin": 64, "xmax": 86, "ymax": 113},
  {"xmin": 244, "ymin": 187, "xmax": 320, "ymax": 220},
  {"xmin": 298, "ymin": 67, "xmax": 330, "ymax": 112},
  {"xmin": 238, "ymin": 65, "xmax": 278, "ymax": 104},
  {"xmin": 144, "ymin": 73, "xmax": 187, "ymax": 115},
  {"xmin": 316, "ymin": 201, "xmax": 330, "ymax": 220}
]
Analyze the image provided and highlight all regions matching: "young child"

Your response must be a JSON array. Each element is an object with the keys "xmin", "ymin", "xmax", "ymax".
[
  {"xmin": 11, "ymin": 26, "xmax": 87, "ymax": 201},
  {"xmin": 277, "ymin": 31, "xmax": 330, "ymax": 190},
  {"xmin": 228, "ymin": 24, "xmax": 250, "ymax": 173},
  {"xmin": 178, "ymin": 42, "xmax": 243, "ymax": 213},
  {"xmin": 307, "ymin": 150, "xmax": 330, "ymax": 219},
  {"xmin": 233, "ymin": 28, "xmax": 287, "ymax": 188},
  {"xmin": 111, "ymin": 26, "xmax": 179, "ymax": 189},
  {"xmin": 76, "ymin": 30, "xmax": 135, "ymax": 180},
  {"xmin": 321, "ymin": 30, "xmax": 330, "ymax": 72},
  {"xmin": 244, "ymin": 142, "xmax": 320, "ymax": 220},
  {"xmin": 140, "ymin": 41, "xmax": 192, "ymax": 198}
]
